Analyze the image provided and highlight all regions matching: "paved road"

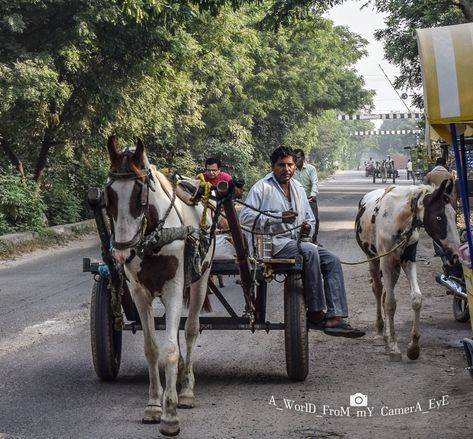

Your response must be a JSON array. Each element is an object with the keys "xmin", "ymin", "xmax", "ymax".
[{"xmin": 1, "ymin": 171, "xmax": 471, "ymax": 439}]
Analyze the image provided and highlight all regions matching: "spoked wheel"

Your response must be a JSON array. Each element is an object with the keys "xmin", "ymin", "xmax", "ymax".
[
  {"xmin": 453, "ymin": 295, "xmax": 470, "ymax": 323},
  {"xmin": 91, "ymin": 276, "xmax": 122, "ymax": 381},
  {"xmin": 284, "ymin": 274, "xmax": 309, "ymax": 381}
]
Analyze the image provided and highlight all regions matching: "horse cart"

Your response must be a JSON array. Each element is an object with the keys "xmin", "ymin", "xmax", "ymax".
[
  {"xmin": 372, "ymin": 161, "xmax": 396, "ymax": 184},
  {"xmin": 83, "ymin": 180, "xmax": 310, "ymax": 384}
]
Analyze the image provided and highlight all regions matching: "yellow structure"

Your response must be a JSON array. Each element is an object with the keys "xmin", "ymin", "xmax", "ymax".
[
  {"xmin": 417, "ymin": 23, "xmax": 473, "ymax": 334},
  {"xmin": 417, "ymin": 22, "xmax": 473, "ymax": 144}
]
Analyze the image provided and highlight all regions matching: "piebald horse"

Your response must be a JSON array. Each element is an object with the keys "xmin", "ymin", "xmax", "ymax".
[
  {"xmin": 355, "ymin": 180, "xmax": 459, "ymax": 361},
  {"xmin": 106, "ymin": 136, "xmax": 213, "ymax": 436}
]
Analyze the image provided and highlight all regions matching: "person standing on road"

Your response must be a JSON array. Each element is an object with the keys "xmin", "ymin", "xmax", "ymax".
[
  {"xmin": 293, "ymin": 148, "xmax": 320, "ymax": 245},
  {"xmin": 239, "ymin": 146, "xmax": 364, "ymax": 338},
  {"xmin": 406, "ymin": 159, "xmax": 414, "ymax": 180}
]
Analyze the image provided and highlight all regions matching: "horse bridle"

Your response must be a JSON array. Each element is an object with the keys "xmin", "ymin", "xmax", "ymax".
[{"xmin": 105, "ymin": 168, "xmax": 155, "ymax": 251}]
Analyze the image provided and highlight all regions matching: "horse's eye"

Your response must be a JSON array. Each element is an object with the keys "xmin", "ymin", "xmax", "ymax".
[{"xmin": 436, "ymin": 216, "xmax": 442, "ymax": 221}]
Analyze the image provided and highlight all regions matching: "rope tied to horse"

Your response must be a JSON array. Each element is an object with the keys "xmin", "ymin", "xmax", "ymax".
[
  {"xmin": 197, "ymin": 174, "xmax": 213, "ymax": 231},
  {"xmin": 339, "ymin": 238, "xmax": 409, "ymax": 265}
]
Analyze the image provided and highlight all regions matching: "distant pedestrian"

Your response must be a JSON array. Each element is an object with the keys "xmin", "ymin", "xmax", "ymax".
[
  {"xmin": 293, "ymin": 148, "xmax": 320, "ymax": 244},
  {"xmin": 406, "ymin": 159, "xmax": 413, "ymax": 180}
]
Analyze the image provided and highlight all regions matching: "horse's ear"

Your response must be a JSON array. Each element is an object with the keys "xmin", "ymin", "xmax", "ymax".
[
  {"xmin": 133, "ymin": 137, "xmax": 145, "ymax": 166},
  {"xmin": 444, "ymin": 178, "xmax": 454, "ymax": 196},
  {"xmin": 430, "ymin": 178, "xmax": 449, "ymax": 204},
  {"xmin": 107, "ymin": 135, "xmax": 119, "ymax": 162}
]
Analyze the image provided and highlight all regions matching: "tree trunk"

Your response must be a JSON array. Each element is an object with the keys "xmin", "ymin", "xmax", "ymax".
[
  {"xmin": 453, "ymin": 0, "xmax": 473, "ymax": 22},
  {"xmin": 33, "ymin": 102, "xmax": 60, "ymax": 185},
  {"xmin": 33, "ymin": 128, "xmax": 54, "ymax": 184},
  {"xmin": 1, "ymin": 137, "xmax": 25, "ymax": 177}
]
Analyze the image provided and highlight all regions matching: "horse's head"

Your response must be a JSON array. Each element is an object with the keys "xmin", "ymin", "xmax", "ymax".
[
  {"xmin": 422, "ymin": 179, "xmax": 460, "ymax": 266},
  {"xmin": 106, "ymin": 135, "xmax": 152, "ymax": 264}
]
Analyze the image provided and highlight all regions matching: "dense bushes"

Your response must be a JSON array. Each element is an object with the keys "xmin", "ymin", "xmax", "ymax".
[
  {"xmin": 0, "ymin": 172, "xmax": 47, "ymax": 234},
  {"xmin": 41, "ymin": 184, "xmax": 81, "ymax": 226}
]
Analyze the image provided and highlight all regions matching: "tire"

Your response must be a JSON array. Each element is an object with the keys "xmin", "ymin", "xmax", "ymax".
[
  {"xmin": 462, "ymin": 338, "xmax": 473, "ymax": 380},
  {"xmin": 453, "ymin": 296, "xmax": 470, "ymax": 323},
  {"xmin": 91, "ymin": 276, "xmax": 122, "ymax": 381},
  {"xmin": 284, "ymin": 274, "xmax": 309, "ymax": 381}
]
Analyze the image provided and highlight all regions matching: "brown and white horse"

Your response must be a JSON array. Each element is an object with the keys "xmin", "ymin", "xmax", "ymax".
[
  {"xmin": 106, "ymin": 136, "xmax": 213, "ymax": 436},
  {"xmin": 355, "ymin": 180, "xmax": 459, "ymax": 361}
]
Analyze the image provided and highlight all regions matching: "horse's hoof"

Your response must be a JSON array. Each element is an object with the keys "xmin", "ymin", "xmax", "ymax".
[
  {"xmin": 142, "ymin": 405, "xmax": 162, "ymax": 424},
  {"xmin": 407, "ymin": 345, "xmax": 420, "ymax": 360},
  {"xmin": 159, "ymin": 419, "xmax": 180, "ymax": 437},
  {"xmin": 389, "ymin": 352, "xmax": 402, "ymax": 362},
  {"xmin": 373, "ymin": 335, "xmax": 385, "ymax": 346},
  {"xmin": 178, "ymin": 395, "xmax": 195, "ymax": 409}
]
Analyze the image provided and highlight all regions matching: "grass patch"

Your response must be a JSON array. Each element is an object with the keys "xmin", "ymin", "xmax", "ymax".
[{"xmin": 0, "ymin": 223, "xmax": 97, "ymax": 261}]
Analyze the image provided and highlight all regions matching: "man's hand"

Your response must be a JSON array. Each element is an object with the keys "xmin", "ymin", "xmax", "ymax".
[
  {"xmin": 282, "ymin": 210, "xmax": 298, "ymax": 223},
  {"xmin": 300, "ymin": 222, "xmax": 311, "ymax": 237},
  {"xmin": 308, "ymin": 196, "xmax": 317, "ymax": 202}
]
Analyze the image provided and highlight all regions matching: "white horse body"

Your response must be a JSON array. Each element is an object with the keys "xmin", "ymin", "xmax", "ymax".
[
  {"xmin": 107, "ymin": 136, "xmax": 213, "ymax": 436},
  {"xmin": 355, "ymin": 181, "xmax": 459, "ymax": 361}
]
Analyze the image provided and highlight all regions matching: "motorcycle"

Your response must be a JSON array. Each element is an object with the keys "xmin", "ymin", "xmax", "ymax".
[{"xmin": 435, "ymin": 236, "xmax": 470, "ymax": 323}]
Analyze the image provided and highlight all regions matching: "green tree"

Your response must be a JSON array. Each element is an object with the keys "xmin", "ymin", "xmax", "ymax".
[
  {"xmin": 376, "ymin": 119, "xmax": 419, "ymax": 157},
  {"xmin": 0, "ymin": 0, "xmax": 374, "ymax": 229},
  {"xmin": 370, "ymin": 0, "xmax": 473, "ymax": 109}
]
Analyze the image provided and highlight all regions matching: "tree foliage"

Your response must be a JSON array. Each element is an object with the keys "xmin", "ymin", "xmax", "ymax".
[
  {"xmin": 369, "ymin": 0, "xmax": 473, "ymax": 109},
  {"xmin": 0, "ymin": 0, "xmax": 373, "ymax": 231}
]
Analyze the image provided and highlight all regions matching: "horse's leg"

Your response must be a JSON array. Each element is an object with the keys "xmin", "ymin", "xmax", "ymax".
[
  {"xmin": 368, "ymin": 259, "xmax": 384, "ymax": 345},
  {"xmin": 159, "ymin": 283, "xmax": 183, "ymax": 437},
  {"xmin": 401, "ymin": 255, "xmax": 422, "ymax": 360},
  {"xmin": 133, "ymin": 288, "xmax": 163, "ymax": 423},
  {"xmin": 178, "ymin": 272, "xmax": 210, "ymax": 409},
  {"xmin": 380, "ymin": 256, "xmax": 402, "ymax": 361}
]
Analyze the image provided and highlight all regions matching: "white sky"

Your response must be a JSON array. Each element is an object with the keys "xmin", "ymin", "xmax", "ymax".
[{"xmin": 327, "ymin": 1, "xmax": 413, "ymax": 115}]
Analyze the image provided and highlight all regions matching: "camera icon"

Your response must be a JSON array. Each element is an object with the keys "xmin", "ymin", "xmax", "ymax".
[{"xmin": 350, "ymin": 393, "xmax": 368, "ymax": 407}]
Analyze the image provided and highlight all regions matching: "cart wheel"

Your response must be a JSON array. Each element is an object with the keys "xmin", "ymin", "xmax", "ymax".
[
  {"xmin": 462, "ymin": 338, "xmax": 473, "ymax": 379},
  {"xmin": 91, "ymin": 276, "xmax": 122, "ymax": 381},
  {"xmin": 453, "ymin": 296, "xmax": 470, "ymax": 323},
  {"xmin": 284, "ymin": 274, "xmax": 309, "ymax": 381}
]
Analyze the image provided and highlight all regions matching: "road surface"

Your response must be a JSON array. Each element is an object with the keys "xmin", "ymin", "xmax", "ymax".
[{"xmin": 1, "ymin": 170, "xmax": 471, "ymax": 438}]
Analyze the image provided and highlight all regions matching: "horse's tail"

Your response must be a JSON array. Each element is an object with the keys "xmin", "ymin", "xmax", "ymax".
[
  {"xmin": 183, "ymin": 261, "xmax": 213, "ymax": 313},
  {"xmin": 201, "ymin": 291, "xmax": 212, "ymax": 313},
  {"xmin": 183, "ymin": 286, "xmax": 212, "ymax": 313}
]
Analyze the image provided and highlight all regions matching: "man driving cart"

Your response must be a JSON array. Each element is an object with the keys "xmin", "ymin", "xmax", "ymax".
[{"xmin": 240, "ymin": 146, "xmax": 364, "ymax": 338}]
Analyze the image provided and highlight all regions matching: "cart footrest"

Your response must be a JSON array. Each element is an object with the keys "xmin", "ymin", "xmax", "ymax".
[{"xmin": 211, "ymin": 256, "xmax": 303, "ymax": 275}]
